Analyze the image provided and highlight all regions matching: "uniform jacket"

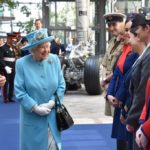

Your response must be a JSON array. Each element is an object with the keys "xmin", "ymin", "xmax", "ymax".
[
  {"xmin": 102, "ymin": 37, "xmax": 123, "ymax": 75},
  {"xmin": 121, "ymin": 68, "xmax": 133, "ymax": 119},
  {"xmin": 126, "ymin": 45, "xmax": 150, "ymax": 130},
  {"xmin": 14, "ymin": 54, "xmax": 66, "ymax": 150},
  {"xmin": 139, "ymin": 78, "xmax": 150, "ymax": 150},
  {"xmin": 0, "ymin": 43, "xmax": 16, "ymax": 73},
  {"xmin": 107, "ymin": 45, "xmax": 138, "ymax": 140}
]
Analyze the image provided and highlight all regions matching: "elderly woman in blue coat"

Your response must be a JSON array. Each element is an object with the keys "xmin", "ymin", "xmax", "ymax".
[{"xmin": 14, "ymin": 29, "xmax": 66, "ymax": 150}]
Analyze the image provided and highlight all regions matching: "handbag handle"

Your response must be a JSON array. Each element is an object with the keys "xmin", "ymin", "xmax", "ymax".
[{"xmin": 55, "ymin": 92, "xmax": 62, "ymax": 107}]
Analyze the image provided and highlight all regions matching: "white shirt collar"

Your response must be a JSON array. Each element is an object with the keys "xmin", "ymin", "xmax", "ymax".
[
  {"xmin": 132, "ymin": 42, "xmax": 150, "ymax": 68},
  {"xmin": 138, "ymin": 42, "xmax": 150, "ymax": 60}
]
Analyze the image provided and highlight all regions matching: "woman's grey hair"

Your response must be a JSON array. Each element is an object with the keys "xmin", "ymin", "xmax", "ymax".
[{"xmin": 30, "ymin": 42, "xmax": 51, "ymax": 53}]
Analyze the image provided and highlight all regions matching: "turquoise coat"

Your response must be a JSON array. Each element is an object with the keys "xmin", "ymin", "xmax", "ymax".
[{"xmin": 14, "ymin": 54, "xmax": 65, "ymax": 150}]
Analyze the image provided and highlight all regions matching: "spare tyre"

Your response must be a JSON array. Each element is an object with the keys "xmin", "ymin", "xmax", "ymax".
[{"xmin": 84, "ymin": 56, "xmax": 101, "ymax": 95}]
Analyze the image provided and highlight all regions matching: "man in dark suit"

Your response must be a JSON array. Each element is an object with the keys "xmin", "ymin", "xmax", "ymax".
[
  {"xmin": 0, "ymin": 33, "xmax": 16, "ymax": 103},
  {"xmin": 51, "ymin": 37, "xmax": 66, "ymax": 56},
  {"xmin": 126, "ymin": 9, "xmax": 150, "ymax": 150}
]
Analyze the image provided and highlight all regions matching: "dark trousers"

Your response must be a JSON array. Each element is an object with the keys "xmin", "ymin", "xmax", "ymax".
[
  {"xmin": 128, "ymin": 136, "xmax": 133, "ymax": 150},
  {"xmin": 3, "ymin": 71, "xmax": 15, "ymax": 101},
  {"xmin": 117, "ymin": 139, "xmax": 133, "ymax": 150},
  {"xmin": 117, "ymin": 140, "xmax": 128, "ymax": 150}
]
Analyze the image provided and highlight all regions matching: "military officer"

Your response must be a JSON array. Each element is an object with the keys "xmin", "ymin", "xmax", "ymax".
[
  {"xmin": 0, "ymin": 33, "xmax": 16, "ymax": 103},
  {"xmin": 101, "ymin": 12, "xmax": 125, "ymax": 116},
  {"xmin": 13, "ymin": 32, "xmax": 22, "ymax": 59}
]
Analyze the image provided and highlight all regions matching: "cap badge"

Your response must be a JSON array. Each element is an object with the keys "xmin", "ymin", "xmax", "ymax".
[{"xmin": 108, "ymin": 16, "xmax": 112, "ymax": 21}]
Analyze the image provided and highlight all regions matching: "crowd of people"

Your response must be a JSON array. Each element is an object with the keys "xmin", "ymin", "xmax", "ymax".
[{"xmin": 101, "ymin": 7, "xmax": 150, "ymax": 150}]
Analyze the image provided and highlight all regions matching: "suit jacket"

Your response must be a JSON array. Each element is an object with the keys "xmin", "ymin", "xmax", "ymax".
[{"xmin": 126, "ymin": 45, "xmax": 150, "ymax": 130}]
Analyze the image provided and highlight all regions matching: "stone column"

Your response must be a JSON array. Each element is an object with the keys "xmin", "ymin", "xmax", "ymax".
[{"xmin": 76, "ymin": 0, "xmax": 90, "ymax": 42}]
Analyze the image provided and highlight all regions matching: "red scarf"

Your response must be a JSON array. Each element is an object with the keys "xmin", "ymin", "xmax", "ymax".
[
  {"xmin": 117, "ymin": 44, "xmax": 132, "ymax": 73},
  {"xmin": 139, "ymin": 78, "xmax": 150, "ymax": 123}
]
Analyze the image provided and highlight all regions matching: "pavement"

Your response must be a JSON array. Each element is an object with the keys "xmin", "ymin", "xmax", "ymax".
[{"xmin": 64, "ymin": 86, "xmax": 113, "ymax": 124}]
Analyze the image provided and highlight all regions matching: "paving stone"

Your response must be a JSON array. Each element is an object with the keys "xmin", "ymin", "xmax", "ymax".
[{"xmin": 64, "ymin": 88, "xmax": 113, "ymax": 124}]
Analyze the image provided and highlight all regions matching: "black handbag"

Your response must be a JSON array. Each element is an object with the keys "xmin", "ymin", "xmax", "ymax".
[{"xmin": 55, "ymin": 93, "xmax": 74, "ymax": 132}]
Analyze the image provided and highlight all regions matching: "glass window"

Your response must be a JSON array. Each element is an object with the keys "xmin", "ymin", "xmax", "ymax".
[{"xmin": 49, "ymin": 2, "xmax": 76, "ymax": 27}]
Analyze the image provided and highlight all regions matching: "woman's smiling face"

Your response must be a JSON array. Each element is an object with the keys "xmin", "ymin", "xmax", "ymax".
[{"xmin": 32, "ymin": 42, "xmax": 50, "ymax": 61}]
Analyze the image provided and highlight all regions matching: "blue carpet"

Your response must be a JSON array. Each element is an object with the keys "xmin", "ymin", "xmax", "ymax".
[
  {"xmin": 0, "ymin": 101, "xmax": 116, "ymax": 150},
  {"xmin": 62, "ymin": 124, "xmax": 116, "ymax": 150},
  {"xmin": 0, "ymin": 102, "xmax": 19, "ymax": 150}
]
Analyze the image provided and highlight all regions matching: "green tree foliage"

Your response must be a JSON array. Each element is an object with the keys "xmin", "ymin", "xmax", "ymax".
[
  {"xmin": 0, "ymin": 0, "xmax": 19, "ymax": 9},
  {"xmin": 20, "ymin": 5, "xmax": 31, "ymax": 17},
  {"xmin": 25, "ymin": 19, "xmax": 34, "ymax": 33},
  {"xmin": 0, "ymin": 0, "xmax": 40, "ymax": 33},
  {"xmin": 17, "ymin": 18, "xmax": 34, "ymax": 33},
  {"xmin": 57, "ymin": 2, "xmax": 76, "ymax": 26}
]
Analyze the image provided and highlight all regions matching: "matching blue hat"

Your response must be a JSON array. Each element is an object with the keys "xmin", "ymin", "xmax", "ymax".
[{"xmin": 21, "ymin": 28, "xmax": 54, "ymax": 50}]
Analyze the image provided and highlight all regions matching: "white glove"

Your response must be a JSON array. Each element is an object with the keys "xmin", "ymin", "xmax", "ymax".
[
  {"xmin": 5, "ymin": 66, "xmax": 12, "ymax": 74},
  {"xmin": 32, "ymin": 105, "xmax": 51, "ymax": 116},
  {"xmin": 39, "ymin": 100, "xmax": 55, "ymax": 109},
  {"xmin": 136, "ymin": 127, "xmax": 142, "ymax": 148},
  {"xmin": 140, "ymin": 131, "xmax": 149, "ymax": 149}
]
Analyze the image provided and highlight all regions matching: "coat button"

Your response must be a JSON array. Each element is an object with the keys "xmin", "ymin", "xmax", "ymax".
[
  {"xmin": 40, "ymin": 75, "xmax": 45, "ymax": 78},
  {"xmin": 43, "ymin": 88, "xmax": 47, "ymax": 91}
]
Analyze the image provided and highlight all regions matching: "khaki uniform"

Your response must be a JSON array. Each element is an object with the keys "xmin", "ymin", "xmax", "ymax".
[
  {"xmin": 102, "ymin": 36, "xmax": 123, "ymax": 116},
  {"xmin": 14, "ymin": 43, "xmax": 22, "ymax": 59}
]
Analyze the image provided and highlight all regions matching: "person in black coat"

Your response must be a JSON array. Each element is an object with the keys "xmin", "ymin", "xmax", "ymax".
[
  {"xmin": 50, "ymin": 37, "xmax": 66, "ymax": 56},
  {"xmin": 20, "ymin": 37, "xmax": 30, "ymax": 57},
  {"xmin": 0, "ymin": 33, "xmax": 16, "ymax": 103},
  {"xmin": 125, "ymin": 10, "xmax": 150, "ymax": 150}
]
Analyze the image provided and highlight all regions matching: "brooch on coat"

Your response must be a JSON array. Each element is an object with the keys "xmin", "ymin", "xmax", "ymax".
[{"xmin": 48, "ymin": 59, "xmax": 53, "ymax": 64}]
